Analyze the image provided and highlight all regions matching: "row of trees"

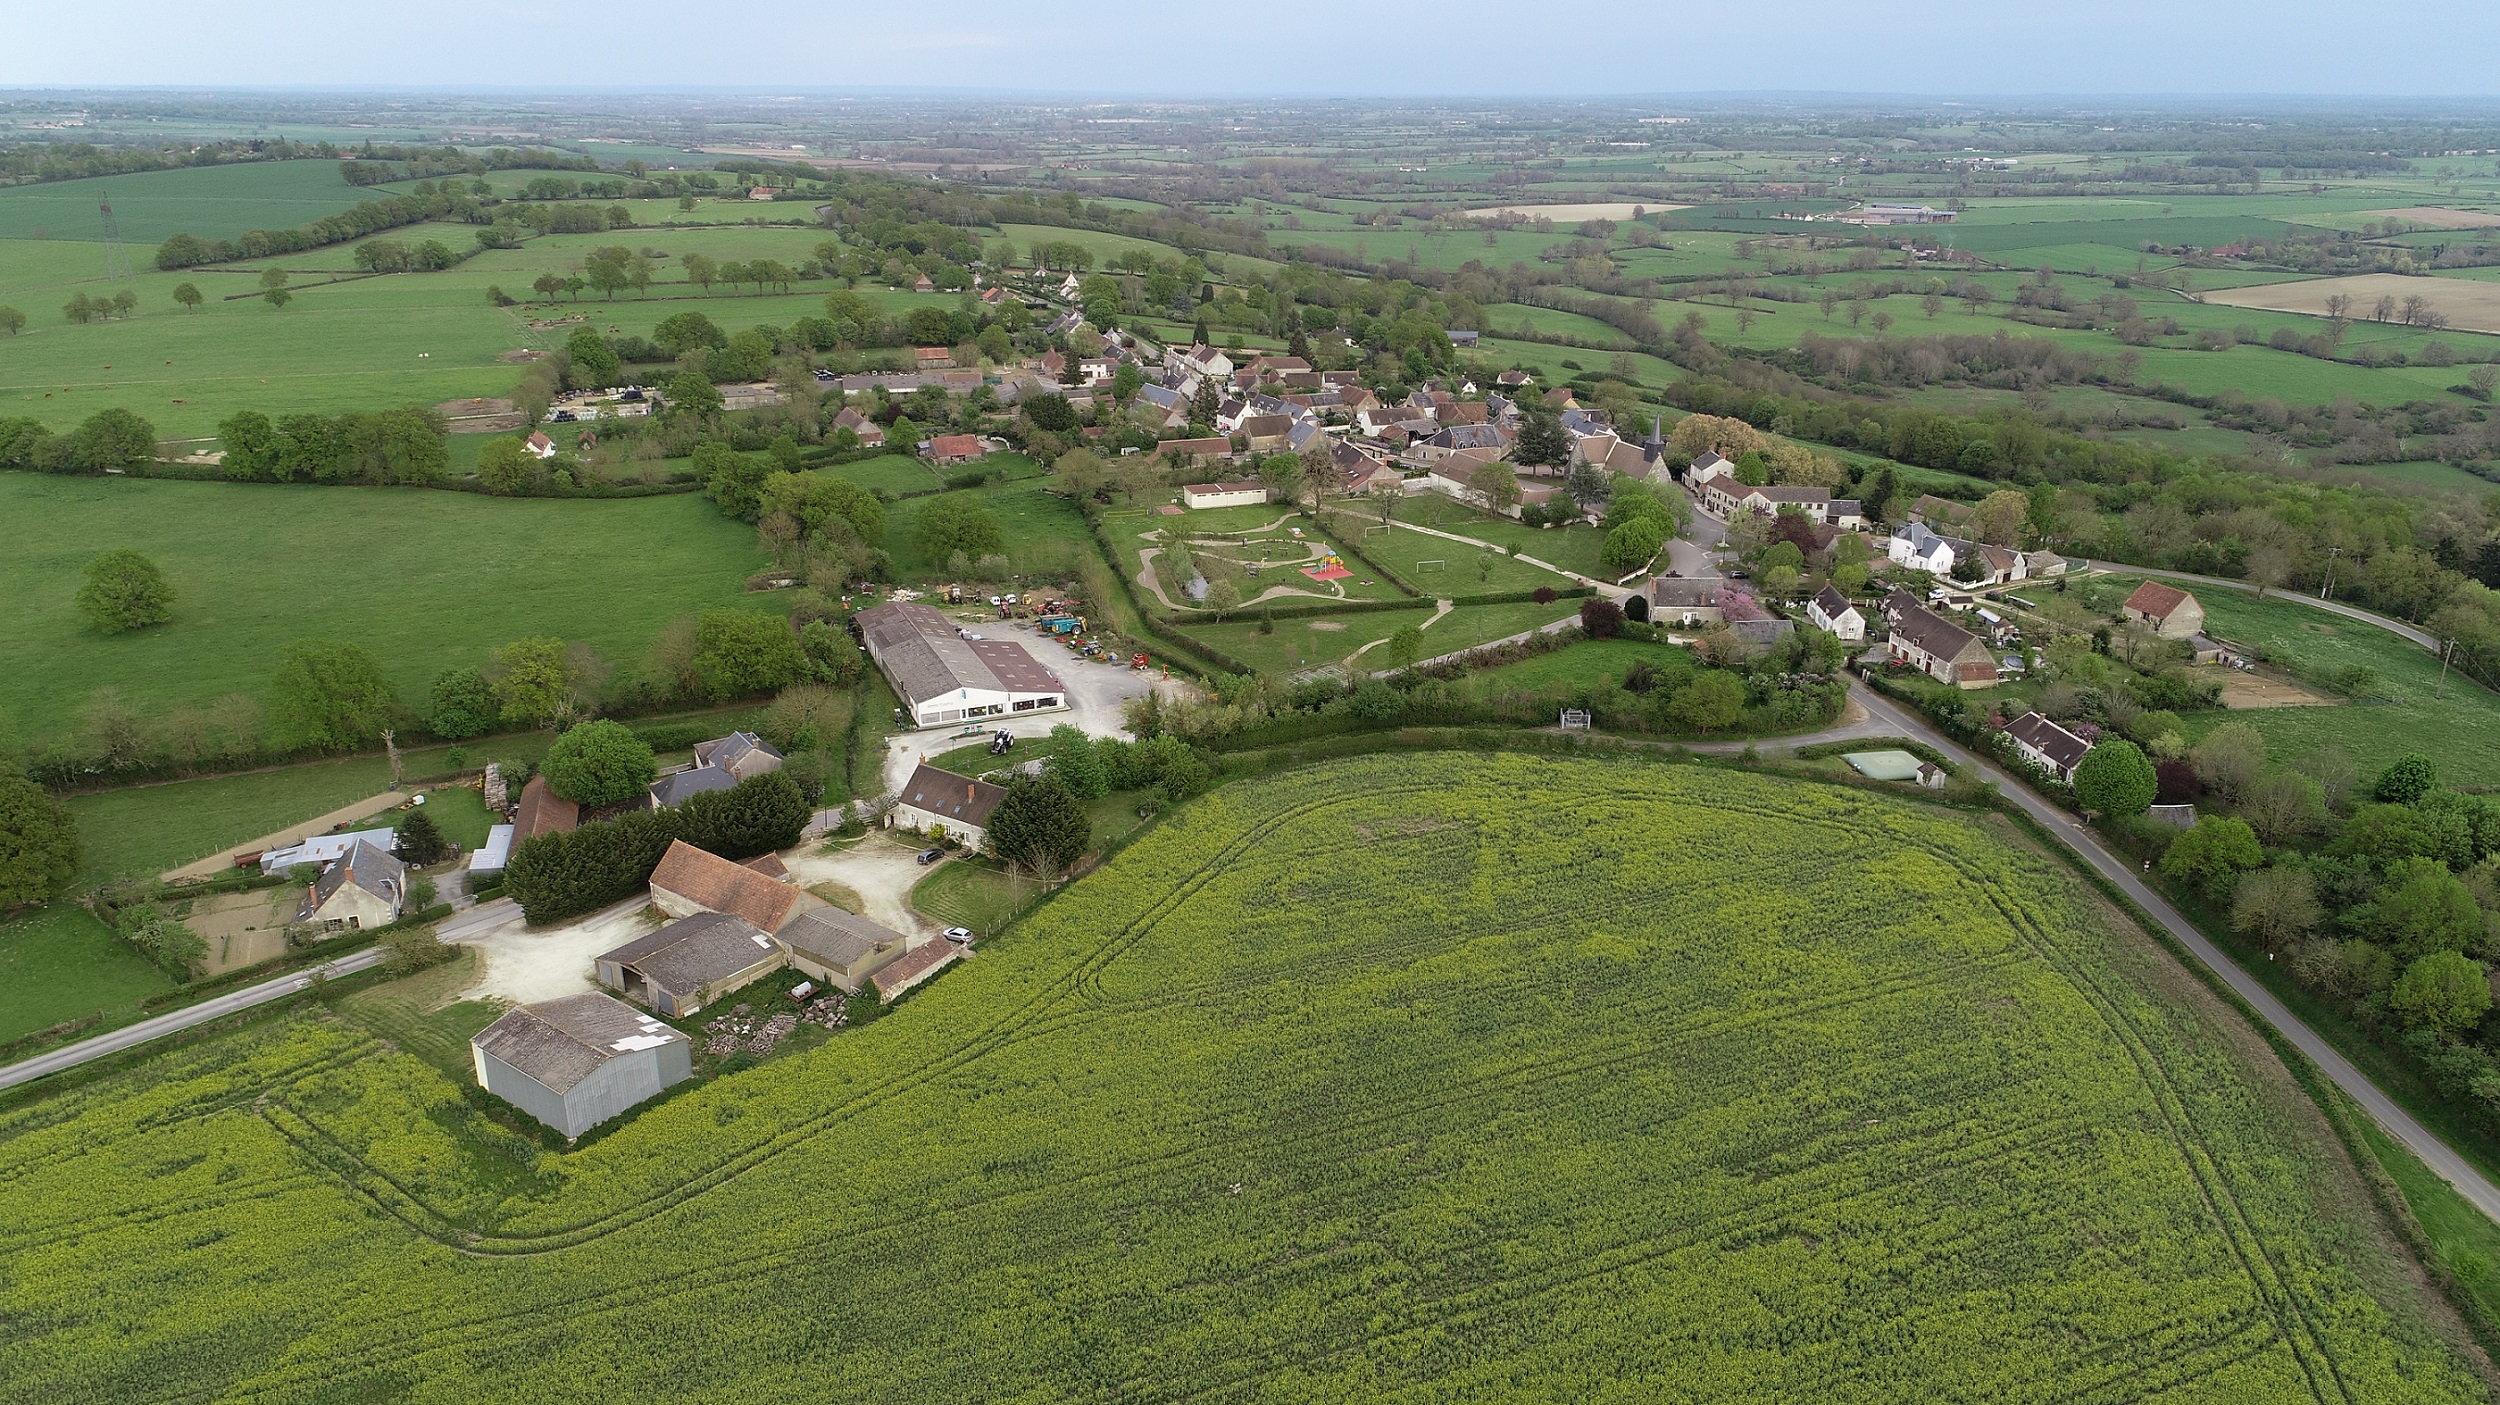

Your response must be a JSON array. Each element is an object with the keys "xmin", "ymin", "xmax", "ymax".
[{"xmin": 215, "ymin": 408, "xmax": 450, "ymax": 486}]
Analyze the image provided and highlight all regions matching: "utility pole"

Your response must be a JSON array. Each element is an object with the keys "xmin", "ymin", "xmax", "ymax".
[
  {"xmin": 2318, "ymin": 546, "xmax": 2341, "ymax": 601},
  {"xmin": 2437, "ymin": 637, "xmax": 2456, "ymax": 699}
]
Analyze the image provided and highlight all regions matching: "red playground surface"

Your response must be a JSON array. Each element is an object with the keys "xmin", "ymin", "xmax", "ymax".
[{"xmin": 1301, "ymin": 563, "xmax": 1353, "ymax": 581}]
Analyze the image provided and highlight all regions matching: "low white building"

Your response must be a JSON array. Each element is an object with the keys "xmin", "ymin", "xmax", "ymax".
[
  {"xmin": 856, "ymin": 600, "xmax": 1068, "ymax": 729},
  {"xmin": 468, "ymin": 823, "xmax": 514, "ymax": 879},
  {"xmin": 260, "ymin": 827, "xmax": 397, "ymax": 875},
  {"xmin": 1182, "ymin": 480, "xmax": 1272, "ymax": 510}
]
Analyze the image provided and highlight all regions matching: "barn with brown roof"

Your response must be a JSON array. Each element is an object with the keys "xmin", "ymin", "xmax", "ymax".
[
  {"xmin": 2121, "ymin": 580, "xmax": 2205, "ymax": 640},
  {"xmin": 645, "ymin": 839, "xmax": 822, "ymax": 934}
]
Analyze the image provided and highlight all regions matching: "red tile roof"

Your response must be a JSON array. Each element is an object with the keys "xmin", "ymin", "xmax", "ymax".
[
  {"xmin": 2122, "ymin": 580, "xmax": 2193, "ymax": 622},
  {"xmin": 648, "ymin": 840, "xmax": 806, "ymax": 933}
]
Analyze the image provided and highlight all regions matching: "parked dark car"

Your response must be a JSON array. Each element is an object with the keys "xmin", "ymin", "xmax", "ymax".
[{"xmin": 916, "ymin": 848, "xmax": 944, "ymax": 865}]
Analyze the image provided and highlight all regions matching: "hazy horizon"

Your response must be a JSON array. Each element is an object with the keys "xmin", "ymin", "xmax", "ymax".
[{"xmin": 8, "ymin": 1, "xmax": 2500, "ymax": 98}]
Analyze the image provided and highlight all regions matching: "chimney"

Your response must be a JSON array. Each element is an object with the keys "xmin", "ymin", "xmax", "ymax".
[{"xmin": 965, "ymin": 783, "xmax": 976, "ymax": 802}]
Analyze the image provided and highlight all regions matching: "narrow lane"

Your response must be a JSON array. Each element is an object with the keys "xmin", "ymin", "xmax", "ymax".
[{"xmin": 0, "ymin": 947, "xmax": 387, "ymax": 1092}]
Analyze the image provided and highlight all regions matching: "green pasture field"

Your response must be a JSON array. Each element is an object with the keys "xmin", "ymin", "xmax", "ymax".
[
  {"xmin": 996, "ymin": 224, "xmax": 1280, "ymax": 279},
  {"xmin": 0, "ymin": 160, "xmax": 373, "ymax": 243},
  {"xmin": 1463, "ymin": 636, "xmax": 1688, "ymax": 691},
  {"xmin": 0, "ymin": 227, "xmax": 979, "ymax": 436},
  {"xmin": 1478, "ymin": 300, "xmax": 1638, "ymax": 348},
  {"xmin": 2096, "ymin": 576, "xmax": 2500, "ymax": 788},
  {"xmin": 880, "ymin": 480, "xmax": 1093, "ymax": 579},
  {"xmin": 0, "ymin": 473, "xmax": 773, "ymax": 746},
  {"xmin": 1182, "ymin": 598, "xmax": 1570, "ymax": 673},
  {"xmin": 0, "ymin": 754, "xmax": 2482, "ymax": 1399},
  {"xmin": 0, "ymin": 905, "xmax": 175, "ymax": 1045},
  {"xmin": 822, "ymin": 453, "xmax": 944, "ymax": 496}
]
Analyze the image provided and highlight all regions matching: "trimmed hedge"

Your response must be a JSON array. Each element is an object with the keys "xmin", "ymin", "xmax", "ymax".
[
  {"xmin": 504, "ymin": 772, "xmax": 809, "ymax": 922},
  {"xmin": 1448, "ymin": 585, "xmax": 1593, "ymax": 607},
  {"xmin": 1170, "ymin": 597, "xmax": 1429, "ymax": 627}
]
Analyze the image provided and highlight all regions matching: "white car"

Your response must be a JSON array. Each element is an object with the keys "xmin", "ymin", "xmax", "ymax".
[{"xmin": 943, "ymin": 927, "xmax": 973, "ymax": 944}]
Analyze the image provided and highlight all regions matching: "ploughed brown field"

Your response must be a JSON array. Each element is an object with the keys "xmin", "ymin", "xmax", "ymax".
[{"xmin": 2203, "ymin": 271, "xmax": 2500, "ymax": 336}]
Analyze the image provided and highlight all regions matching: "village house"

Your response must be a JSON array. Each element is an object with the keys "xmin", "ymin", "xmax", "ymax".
[
  {"xmin": 1884, "ymin": 593, "xmax": 1998, "ymax": 688},
  {"xmin": 892, "ymin": 763, "xmax": 1008, "ymax": 848},
  {"xmin": 2004, "ymin": 711, "xmax": 2094, "ymax": 784},
  {"xmin": 1183, "ymin": 480, "xmax": 1272, "ymax": 510},
  {"xmin": 1887, "ymin": 521, "xmax": 1958, "ymax": 576},
  {"xmin": 595, "ymin": 910, "xmax": 788, "ymax": 1019},
  {"xmin": 831, "ymin": 407, "xmax": 885, "ymax": 447},
  {"xmin": 525, "ymin": 431, "xmax": 557, "ymax": 460},
  {"xmin": 1643, "ymin": 577, "xmax": 1722, "ymax": 629},
  {"xmin": 2121, "ymin": 580, "xmax": 2205, "ymax": 640},
  {"xmin": 1237, "ymin": 415, "xmax": 1296, "ymax": 454},
  {"xmin": 471, "ymin": 992, "xmax": 691, "ymax": 1140},
  {"xmin": 914, "ymin": 346, "xmax": 952, "ymax": 369},
  {"xmin": 298, "ymin": 837, "xmax": 407, "ymax": 931},
  {"xmin": 695, "ymin": 731, "xmax": 784, "ymax": 781},
  {"xmin": 1159, "ymin": 436, "xmax": 1236, "ymax": 467},
  {"xmin": 1807, "ymin": 585, "xmax": 1866, "ymax": 641}
]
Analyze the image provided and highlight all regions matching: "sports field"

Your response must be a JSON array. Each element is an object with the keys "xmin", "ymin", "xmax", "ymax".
[
  {"xmin": 0, "ymin": 754, "xmax": 2478, "ymax": 1399},
  {"xmin": 0, "ymin": 473, "xmax": 772, "ymax": 743}
]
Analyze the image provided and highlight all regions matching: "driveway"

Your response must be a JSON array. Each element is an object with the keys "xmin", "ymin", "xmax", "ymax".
[
  {"xmin": 783, "ymin": 835, "xmax": 946, "ymax": 942},
  {"xmin": 447, "ymin": 895, "xmax": 660, "ymax": 1006}
]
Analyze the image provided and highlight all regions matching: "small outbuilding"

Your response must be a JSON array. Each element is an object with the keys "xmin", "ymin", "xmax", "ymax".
[
  {"xmin": 595, "ymin": 911, "xmax": 787, "ymax": 1018},
  {"xmin": 775, "ymin": 907, "xmax": 913, "ymax": 993},
  {"xmin": 471, "ymin": 992, "xmax": 691, "ymax": 1139},
  {"xmin": 299, "ymin": 838, "xmax": 406, "ymax": 931}
]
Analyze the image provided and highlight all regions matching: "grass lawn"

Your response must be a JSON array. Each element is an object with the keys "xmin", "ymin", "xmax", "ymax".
[
  {"xmin": 2099, "ymin": 576, "xmax": 2500, "ymax": 788},
  {"xmin": 1181, "ymin": 598, "xmax": 1574, "ymax": 674},
  {"xmin": 1467, "ymin": 637, "xmax": 1695, "ymax": 692},
  {"xmin": 0, "ymin": 904, "xmax": 177, "ymax": 1045},
  {"xmin": 822, "ymin": 454, "xmax": 944, "ymax": 496},
  {"xmin": 1376, "ymin": 495, "xmax": 1614, "ymax": 581},
  {"xmin": 883, "ymin": 481, "xmax": 1094, "ymax": 580},
  {"xmin": 910, "ymin": 858, "xmax": 1040, "ymax": 937},
  {"xmin": 331, "ymin": 946, "xmax": 506, "ymax": 1082},
  {"xmin": 0, "ymin": 474, "xmax": 773, "ymax": 745},
  {"xmin": 1326, "ymin": 507, "xmax": 1578, "ymax": 594}
]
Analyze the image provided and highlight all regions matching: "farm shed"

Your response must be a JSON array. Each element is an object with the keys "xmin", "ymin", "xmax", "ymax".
[
  {"xmin": 1182, "ymin": 481, "xmax": 1271, "ymax": 510},
  {"xmin": 775, "ymin": 908, "xmax": 913, "ymax": 993},
  {"xmin": 646, "ymin": 839, "xmax": 821, "ymax": 935},
  {"xmin": 468, "ymin": 824, "xmax": 515, "ymax": 879},
  {"xmin": 855, "ymin": 600, "xmax": 1067, "ymax": 729},
  {"xmin": 872, "ymin": 938, "xmax": 959, "ymax": 1002},
  {"xmin": 471, "ymin": 992, "xmax": 691, "ymax": 1139},
  {"xmin": 596, "ymin": 911, "xmax": 786, "ymax": 1018}
]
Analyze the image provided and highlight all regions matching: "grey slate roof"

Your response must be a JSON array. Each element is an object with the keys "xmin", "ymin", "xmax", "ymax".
[
  {"xmin": 308, "ymin": 837, "xmax": 405, "ymax": 909},
  {"xmin": 1890, "ymin": 600, "xmax": 1987, "ymax": 662},
  {"xmin": 695, "ymin": 731, "xmax": 782, "ymax": 772},
  {"xmin": 1812, "ymin": 585, "xmax": 1858, "ymax": 621},
  {"xmin": 472, "ymin": 992, "xmax": 687, "ymax": 1095},
  {"xmin": 776, "ymin": 907, "xmax": 909, "ymax": 970},
  {"xmin": 650, "ymin": 765, "xmax": 739, "ymax": 807},
  {"xmin": 901, "ymin": 764, "xmax": 1007, "ymax": 830},
  {"xmin": 601, "ymin": 911, "xmax": 781, "ymax": 998},
  {"xmin": 2005, "ymin": 712, "xmax": 2093, "ymax": 772}
]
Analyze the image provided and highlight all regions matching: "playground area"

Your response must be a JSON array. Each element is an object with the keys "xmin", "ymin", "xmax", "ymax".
[{"xmin": 1116, "ymin": 509, "xmax": 1413, "ymax": 611}]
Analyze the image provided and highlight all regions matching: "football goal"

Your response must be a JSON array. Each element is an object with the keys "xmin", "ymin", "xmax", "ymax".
[{"xmin": 1414, "ymin": 559, "xmax": 1448, "ymax": 573}]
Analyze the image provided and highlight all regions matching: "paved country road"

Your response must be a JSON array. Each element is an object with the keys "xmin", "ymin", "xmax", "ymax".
[
  {"xmin": 1842, "ymin": 679, "xmax": 2500, "ymax": 1222},
  {"xmin": 0, "ymin": 947, "xmax": 386, "ymax": 1092}
]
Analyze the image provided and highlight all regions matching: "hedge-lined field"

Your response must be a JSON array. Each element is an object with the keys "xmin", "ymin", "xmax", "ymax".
[
  {"xmin": 0, "ymin": 472, "xmax": 772, "ymax": 742},
  {"xmin": 0, "ymin": 754, "xmax": 2477, "ymax": 1400}
]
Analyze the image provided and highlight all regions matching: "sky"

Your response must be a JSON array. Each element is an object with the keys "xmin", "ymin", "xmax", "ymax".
[{"xmin": 6, "ymin": 1, "xmax": 2500, "ymax": 97}]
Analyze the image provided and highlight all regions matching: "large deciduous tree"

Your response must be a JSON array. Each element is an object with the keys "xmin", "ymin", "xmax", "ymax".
[
  {"xmin": 269, "ymin": 639, "xmax": 396, "ymax": 751},
  {"xmin": 0, "ymin": 765, "xmax": 80, "ymax": 910},
  {"xmin": 2072, "ymin": 739, "xmax": 2156, "ymax": 817},
  {"xmin": 76, "ymin": 549, "xmax": 175, "ymax": 634},
  {"xmin": 541, "ymin": 720, "xmax": 657, "ymax": 808}
]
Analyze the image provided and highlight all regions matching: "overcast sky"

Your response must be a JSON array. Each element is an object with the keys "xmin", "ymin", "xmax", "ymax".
[{"xmin": 7, "ymin": 1, "xmax": 2500, "ymax": 97}]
